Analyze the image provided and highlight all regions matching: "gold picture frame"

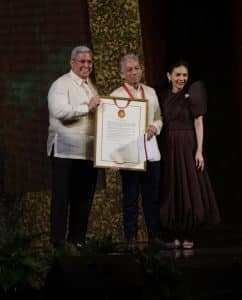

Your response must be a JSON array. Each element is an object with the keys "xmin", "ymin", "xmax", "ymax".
[{"xmin": 94, "ymin": 96, "xmax": 148, "ymax": 171}]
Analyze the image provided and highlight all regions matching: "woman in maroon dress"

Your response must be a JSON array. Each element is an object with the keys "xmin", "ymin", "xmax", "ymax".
[{"xmin": 159, "ymin": 61, "xmax": 220, "ymax": 249}]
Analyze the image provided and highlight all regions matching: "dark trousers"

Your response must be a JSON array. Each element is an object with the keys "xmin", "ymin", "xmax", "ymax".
[
  {"xmin": 120, "ymin": 161, "xmax": 161, "ymax": 241},
  {"xmin": 50, "ymin": 157, "xmax": 97, "ymax": 245}
]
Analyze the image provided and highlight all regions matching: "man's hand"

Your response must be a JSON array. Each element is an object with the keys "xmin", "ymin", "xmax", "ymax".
[
  {"xmin": 88, "ymin": 95, "xmax": 100, "ymax": 111},
  {"xmin": 146, "ymin": 125, "xmax": 157, "ymax": 140}
]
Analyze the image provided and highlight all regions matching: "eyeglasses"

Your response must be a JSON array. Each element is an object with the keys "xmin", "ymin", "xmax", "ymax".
[{"xmin": 73, "ymin": 59, "xmax": 94, "ymax": 65}]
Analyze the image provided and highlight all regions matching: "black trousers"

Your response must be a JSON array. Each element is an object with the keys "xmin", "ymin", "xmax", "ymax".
[
  {"xmin": 50, "ymin": 156, "xmax": 97, "ymax": 245},
  {"xmin": 120, "ymin": 161, "xmax": 161, "ymax": 241}
]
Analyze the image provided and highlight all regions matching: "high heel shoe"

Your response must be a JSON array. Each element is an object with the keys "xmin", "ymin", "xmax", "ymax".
[
  {"xmin": 174, "ymin": 239, "xmax": 181, "ymax": 248},
  {"xmin": 182, "ymin": 240, "xmax": 194, "ymax": 249}
]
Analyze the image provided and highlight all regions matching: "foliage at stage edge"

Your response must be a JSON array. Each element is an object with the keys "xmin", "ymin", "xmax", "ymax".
[
  {"xmin": 0, "ymin": 234, "xmax": 53, "ymax": 293},
  {"xmin": 0, "ymin": 234, "xmax": 115, "ymax": 293},
  {"xmin": 134, "ymin": 248, "xmax": 192, "ymax": 299},
  {"xmin": 0, "ymin": 234, "xmax": 191, "ymax": 299}
]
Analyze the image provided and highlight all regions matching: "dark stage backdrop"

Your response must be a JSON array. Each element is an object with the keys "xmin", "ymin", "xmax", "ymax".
[
  {"xmin": 140, "ymin": 0, "xmax": 242, "ymax": 223},
  {"xmin": 0, "ymin": 0, "xmax": 92, "ymax": 194}
]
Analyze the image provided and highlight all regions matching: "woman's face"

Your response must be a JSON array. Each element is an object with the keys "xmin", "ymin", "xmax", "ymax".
[{"xmin": 167, "ymin": 65, "xmax": 188, "ymax": 93}]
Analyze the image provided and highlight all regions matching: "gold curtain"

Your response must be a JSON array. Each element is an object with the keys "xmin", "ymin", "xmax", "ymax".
[{"xmin": 87, "ymin": 0, "xmax": 147, "ymax": 242}]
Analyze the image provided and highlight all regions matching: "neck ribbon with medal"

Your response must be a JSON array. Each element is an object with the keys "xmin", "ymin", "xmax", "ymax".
[{"xmin": 113, "ymin": 83, "xmax": 145, "ymax": 118}]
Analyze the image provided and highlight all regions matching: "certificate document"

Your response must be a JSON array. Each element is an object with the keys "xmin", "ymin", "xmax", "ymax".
[{"xmin": 94, "ymin": 96, "xmax": 148, "ymax": 170}]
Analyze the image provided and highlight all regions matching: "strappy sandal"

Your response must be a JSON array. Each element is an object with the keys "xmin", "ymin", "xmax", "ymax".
[
  {"xmin": 182, "ymin": 240, "xmax": 194, "ymax": 249},
  {"xmin": 174, "ymin": 239, "xmax": 181, "ymax": 249}
]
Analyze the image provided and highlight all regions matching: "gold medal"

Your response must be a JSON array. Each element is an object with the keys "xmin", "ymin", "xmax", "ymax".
[
  {"xmin": 113, "ymin": 98, "xmax": 131, "ymax": 119},
  {"xmin": 118, "ymin": 109, "xmax": 125, "ymax": 118}
]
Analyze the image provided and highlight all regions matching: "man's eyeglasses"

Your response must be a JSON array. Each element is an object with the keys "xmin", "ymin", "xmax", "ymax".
[{"xmin": 73, "ymin": 59, "xmax": 94, "ymax": 65}]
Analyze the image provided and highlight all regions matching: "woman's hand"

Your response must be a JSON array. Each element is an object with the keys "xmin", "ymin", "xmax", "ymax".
[{"xmin": 195, "ymin": 150, "xmax": 205, "ymax": 171}]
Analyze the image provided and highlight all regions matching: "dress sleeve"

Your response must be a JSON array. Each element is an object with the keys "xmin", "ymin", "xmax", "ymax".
[{"xmin": 188, "ymin": 81, "xmax": 207, "ymax": 117}]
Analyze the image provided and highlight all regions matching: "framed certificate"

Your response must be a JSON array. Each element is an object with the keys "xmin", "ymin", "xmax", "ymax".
[{"xmin": 94, "ymin": 96, "xmax": 148, "ymax": 171}]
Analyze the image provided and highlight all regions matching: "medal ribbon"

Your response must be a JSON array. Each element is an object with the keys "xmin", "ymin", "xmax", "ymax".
[
  {"xmin": 123, "ymin": 83, "xmax": 145, "ymax": 99},
  {"xmin": 113, "ymin": 98, "xmax": 131, "ymax": 117}
]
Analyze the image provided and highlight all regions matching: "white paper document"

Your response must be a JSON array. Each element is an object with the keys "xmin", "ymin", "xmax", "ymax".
[
  {"xmin": 95, "ymin": 96, "xmax": 147, "ymax": 170},
  {"xmin": 138, "ymin": 134, "xmax": 160, "ymax": 162}
]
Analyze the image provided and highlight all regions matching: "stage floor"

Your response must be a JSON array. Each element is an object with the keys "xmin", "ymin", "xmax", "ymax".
[{"xmin": 44, "ymin": 224, "xmax": 242, "ymax": 300}]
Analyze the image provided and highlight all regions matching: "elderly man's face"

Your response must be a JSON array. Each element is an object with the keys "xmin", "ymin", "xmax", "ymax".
[
  {"xmin": 70, "ymin": 52, "xmax": 93, "ymax": 79},
  {"xmin": 121, "ymin": 59, "xmax": 142, "ymax": 87}
]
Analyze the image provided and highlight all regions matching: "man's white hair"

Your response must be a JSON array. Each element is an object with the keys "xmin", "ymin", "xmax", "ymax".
[
  {"xmin": 119, "ymin": 53, "xmax": 139, "ymax": 71},
  {"xmin": 71, "ymin": 45, "xmax": 92, "ymax": 59}
]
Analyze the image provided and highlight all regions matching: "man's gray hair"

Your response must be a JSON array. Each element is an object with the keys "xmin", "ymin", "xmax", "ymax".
[
  {"xmin": 71, "ymin": 45, "xmax": 92, "ymax": 59},
  {"xmin": 119, "ymin": 53, "xmax": 139, "ymax": 71}
]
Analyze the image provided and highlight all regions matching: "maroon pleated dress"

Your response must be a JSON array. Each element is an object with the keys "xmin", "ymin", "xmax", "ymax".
[{"xmin": 159, "ymin": 81, "xmax": 220, "ymax": 238}]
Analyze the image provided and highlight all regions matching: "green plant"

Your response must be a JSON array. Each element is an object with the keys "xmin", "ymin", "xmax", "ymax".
[
  {"xmin": 51, "ymin": 234, "xmax": 115, "ymax": 259},
  {"xmin": 0, "ymin": 234, "xmax": 192, "ymax": 299},
  {"xmin": 0, "ymin": 235, "xmax": 52, "ymax": 293},
  {"xmin": 84, "ymin": 234, "xmax": 115, "ymax": 254},
  {"xmin": 134, "ymin": 247, "xmax": 192, "ymax": 299}
]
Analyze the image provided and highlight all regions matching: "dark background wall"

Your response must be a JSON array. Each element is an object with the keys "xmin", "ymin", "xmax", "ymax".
[
  {"xmin": 0, "ymin": 0, "xmax": 91, "ymax": 194},
  {"xmin": 236, "ymin": 0, "xmax": 242, "ymax": 148},
  {"xmin": 140, "ymin": 0, "xmax": 242, "ymax": 224}
]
